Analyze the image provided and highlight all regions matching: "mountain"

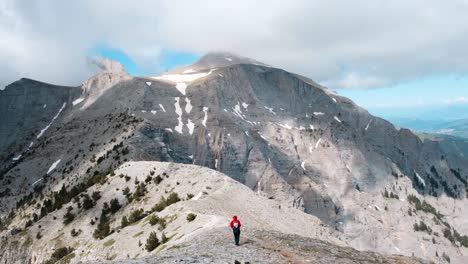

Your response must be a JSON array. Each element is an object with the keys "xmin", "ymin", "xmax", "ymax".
[
  {"xmin": 391, "ymin": 117, "xmax": 468, "ymax": 139},
  {"xmin": 1, "ymin": 52, "xmax": 467, "ymax": 263}
]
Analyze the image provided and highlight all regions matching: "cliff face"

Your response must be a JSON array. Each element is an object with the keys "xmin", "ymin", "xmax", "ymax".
[
  {"xmin": 0, "ymin": 78, "xmax": 80, "ymax": 160},
  {"xmin": 1, "ymin": 54, "xmax": 467, "ymax": 263}
]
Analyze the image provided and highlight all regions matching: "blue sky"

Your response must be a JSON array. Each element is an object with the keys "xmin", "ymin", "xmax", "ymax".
[
  {"xmin": 335, "ymin": 75, "xmax": 468, "ymax": 119},
  {"xmin": 92, "ymin": 45, "xmax": 201, "ymax": 76}
]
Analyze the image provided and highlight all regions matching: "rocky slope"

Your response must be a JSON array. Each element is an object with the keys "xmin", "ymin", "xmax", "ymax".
[{"xmin": 1, "ymin": 53, "xmax": 468, "ymax": 263}]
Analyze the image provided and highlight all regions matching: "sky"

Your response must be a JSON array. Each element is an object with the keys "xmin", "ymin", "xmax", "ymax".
[{"xmin": 1, "ymin": 0, "xmax": 468, "ymax": 119}]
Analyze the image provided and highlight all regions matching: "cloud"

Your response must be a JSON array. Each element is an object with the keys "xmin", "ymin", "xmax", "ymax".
[
  {"xmin": 443, "ymin": 96, "xmax": 468, "ymax": 104},
  {"xmin": 2, "ymin": 0, "xmax": 468, "ymax": 90}
]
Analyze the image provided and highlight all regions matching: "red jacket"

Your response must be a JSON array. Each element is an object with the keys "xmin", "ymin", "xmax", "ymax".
[{"xmin": 230, "ymin": 215, "xmax": 241, "ymax": 228}]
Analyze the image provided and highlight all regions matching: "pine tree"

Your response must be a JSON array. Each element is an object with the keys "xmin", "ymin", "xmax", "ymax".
[
  {"xmin": 145, "ymin": 231, "xmax": 160, "ymax": 251},
  {"xmin": 93, "ymin": 212, "xmax": 110, "ymax": 239}
]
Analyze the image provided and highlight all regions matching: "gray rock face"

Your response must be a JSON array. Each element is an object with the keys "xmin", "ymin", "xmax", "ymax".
[
  {"xmin": 0, "ymin": 53, "xmax": 467, "ymax": 263},
  {"xmin": 0, "ymin": 78, "xmax": 80, "ymax": 160}
]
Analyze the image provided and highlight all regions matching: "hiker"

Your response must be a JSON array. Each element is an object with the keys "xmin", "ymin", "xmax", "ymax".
[{"xmin": 230, "ymin": 215, "xmax": 242, "ymax": 246}]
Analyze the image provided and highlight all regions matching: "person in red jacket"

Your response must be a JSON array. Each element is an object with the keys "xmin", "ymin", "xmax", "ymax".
[{"xmin": 230, "ymin": 215, "xmax": 242, "ymax": 246}]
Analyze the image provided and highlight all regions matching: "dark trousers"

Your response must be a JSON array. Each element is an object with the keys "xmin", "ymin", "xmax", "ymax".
[{"xmin": 233, "ymin": 229, "xmax": 240, "ymax": 245}]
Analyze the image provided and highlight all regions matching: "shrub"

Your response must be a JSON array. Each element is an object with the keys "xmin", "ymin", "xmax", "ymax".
[
  {"xmin": 128, "ymin": 208, "xmax": 146, "ymax": 223},
  {"xmin": 44, "ymin": 247, "xmax": 74, "ymax": 264},
  {"xmin": 132, "ymin": 183, "xmax": 147, "ymax": 201},
  {"xmin": 413, "ymin": 221, "xmax": 431, "ymax": 234},
  {"xmin": 92, "ymin": 191, "xmax": 101, "ymax": 202},
  {"xmin": 187, "ymin": 193, "xmax": 194, "ymax": 199},
  {"xmin": 161, "ymin": 232, "xmax": 168, "ymax": 244},
  {"xmin": 109, "ymin": 198, "xmax": 121, "ymax": 214},
  {"xmin": 145, "ymin": 231, "xmax": 160, "ymax": 252},
  {"xmin": 82, "ymin": 194, "xmax": 94, "ymax": 210},
  {"xmin": 152, "ymin": 197, "xmax": 167, "ymax": 212},
  {"xmin": 166, "ymin": 192, "xmax": 180, "ymax": 205},
  {"xmin": 71, "ymin": 228, "xmax": 81, "ymax": 237},
  {"xmin": 153, "ymin": 175, "xmax": 163, "ymax": 184},
  {"xmin": 63, "ymin": 211, "xmax": 75, "ymax": 225},
  {"xmin": 93, "ymin": 212, "xmax": 110, "ymax": 239},
  {"xmin": 186, "ymin": 213, "xmax": 197, "ymax": 222},
  {"xmin": 121, "ymin": 216, "xmax": 129, "ymax": 228},
  {"xmin": 148, "ymin": 214, "xmax": 160, "ymax": 226}
]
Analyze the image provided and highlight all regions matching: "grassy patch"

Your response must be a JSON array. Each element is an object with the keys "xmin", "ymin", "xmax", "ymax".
[
  {"xmin": 133, "ymin": 231, "xmax": 144, "ymax": 238},
  {"xmin": 23, "ymin": 235, "xmax": 33, "ymax": 247},
  {"xmin": 156, "ymin": 244, "xmax": 168, "ymax": 253},
  {"xmin": 106, "ymin": 253, "xmax": 118, "ymax": 261},
  {"xmin": 103, "ymin": 239, "xmax": 115, "ymax": 247}
]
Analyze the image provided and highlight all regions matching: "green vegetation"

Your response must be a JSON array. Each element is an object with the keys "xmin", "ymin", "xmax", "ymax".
[
  {"xmin": 63, "ymin": 206, "xmax": 75, "ymax": 225},
  {"xmin": 103, "ymin": 239, "xmax": 115, "ymax": 248},
  {"xmin": 145, "ymin": 231, "xmax": 160, "ymax": 252},
  {"xmin": 413, "ymin": 221, "xmax": 432, "ymax": 234},
  {"xmin": 121, "ymin": 208, "xmax": 147, "ymax": 228},
  {"xmin": 186, "ymin": 213, "xmax": 197, "ymax": 222},
  {"xmin": 44, "ymin": 247, "xmax": 74, "ymax": 264},
  {"xmin": 407, "ymin": 195, "xmax": 442, "ymax": 219},
  {"xmin": 132, "ymin": 183, "xmax": 147, "ymax": 202},
  {"xmin": 148, "ymin": 214, "xmax": 167, "ymax": 230},
  {"xmin": 93, "ymin": 212, "xmax": 111, "ymax": 239},
  {"xmin": 152, "ymin": 193, "xmax": 180, "ymax": 212}
]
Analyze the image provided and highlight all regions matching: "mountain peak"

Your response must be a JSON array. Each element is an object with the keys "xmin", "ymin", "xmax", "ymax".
[
  {"xmin": 86, "ymin": 56, "xmax": 128, "ymax": 75},
  {"xmin": 165, "ymin": 51, "xmax": 268, "ymax": 74}
]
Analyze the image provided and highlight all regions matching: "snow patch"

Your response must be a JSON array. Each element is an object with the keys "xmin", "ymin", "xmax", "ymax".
[
  {"xmin": 165, "ymin": 128, "xmax": 173, "ymax": 133},
  {"xmin": 215, "ymin": 159, "xmax": 218, "ymax": 169},
  {"xmin": 72, "ymin": 98, "xmax": 85, "ymax": 106},
  {"xmin": 202, "ymin": 107, "xmax": 209, "ymax": 127},
  {"xmin": 176, "ymin": 82, "xmax": 187, "ymax": 95},
  {"xmin": 264, "ymin": 106, "xmax": 276, "ymax": 115},
  {"xmin": 365, "ymin": 120, "xmax": 372, "ymax": 131},
  {"xmin": 185, "ymin": 98, "xmax": 193, "ymax": 113},
  {"xmin": 12, "ymin": 154, "xmax": 22, "ymax": 161},
  {"xmin": 242, "ymin": 102, "xmax": 249, "ymax": 109},
  {"xmin": 32, "ymin": 178, "xmax": 42, "ymax": 186},
  {"xmin": 43, "ymin": 104, "xmax": 47, "ymax": 108},
  {"xmin": 37, "ymin": 103, "xmax": 67, "ymax": 139},
  {"xmin": 279, "ymin": 124, "xmax": 292, "ymax": 130},
  {"xmin": 301, "ymin": 161, "xmax": 306, "ymax": 170},
  {"xmin": 310, "ymin": 125, "xmax": 314, "ymax": 130},
  {"xmin": 315, "ymin": 138, "xmax": 322, "ymax": 149},
  {"xmin": 159, "ymin": 104, "xmax": 166, "ymax": 112},
  {"xmin": 334, "ymin": 116, "xmax": 342, "ymax": 123},
  {"xmin": 415, "ymin": 172, "xmax": 426, "ymax": 187},
  {"xmin": 313, "ymin": 112, "xmax": 324, "ymax": 116},
  {"xmin": 153, "ymin": 69, "xmax": 216, "ymax": 83},
  {"xmin": 47, "ymin": 159, "xmax": 61, "ymax": 174},
  {"xmin": 183, "ymin": 69, "xmax": 196, "ymax": 74},
  {"xmin": 187, "ymin": 119, "xmax": 195, "ymax": 135},
  {"xmin": 244, "ymin": 131, "xmax": 249, "ymax": 136},
  {"xmin": 28, "ymin": 141, "xmax": 34, "ymax": 148},
  {"xmin": 332, "ymin": 98, "xmax": 337, "ymax": 103},
  {"xmin": 174, "ymin": 97, "xmax": 184, "ymax": 134},
  {"xmin": 141, "ymin": 110, "xmax": 146, "ymax": 113},
  {"xmin": 225, "ymin": 57, "xmax": 232, "ymax": 61},
  {"xmin": 151, "ymin": 110, "xmax": 157, "ymax": 115},
  {"xmin": 193, "ymin": 192, "xmax": 203, "ymax": 200},
  {"xmin": 258, "ymin": 133, "xmax": 267, "ymax": 140},
  {"xmin": 146, "ymin": 81, "xmax": 152, "ymax": 86}
]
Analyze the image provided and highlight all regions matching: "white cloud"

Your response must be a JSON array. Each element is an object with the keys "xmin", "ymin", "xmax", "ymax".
[
  {"xmin": 2, "ymin": 0, "xmax": 468, "ymax": 90},
  {"xmin": 443, "ymin": 96, "xmax": 468, "ymax": 104}
]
